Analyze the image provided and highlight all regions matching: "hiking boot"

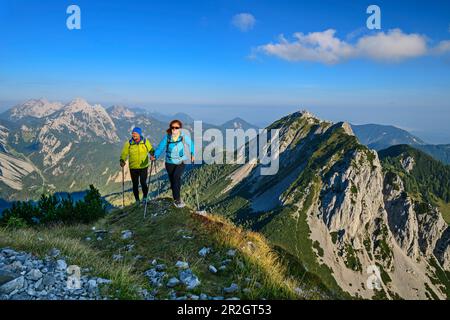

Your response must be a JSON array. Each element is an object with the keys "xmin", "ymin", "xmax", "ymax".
[{"xmin": 174, "ymin": 200, "xmax": 186, "ymax": 208}]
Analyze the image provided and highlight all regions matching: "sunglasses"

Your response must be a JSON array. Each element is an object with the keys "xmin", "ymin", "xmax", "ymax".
[{"xmin": 171, "ymin": 126, "xmax": 180, "ymax": 129}]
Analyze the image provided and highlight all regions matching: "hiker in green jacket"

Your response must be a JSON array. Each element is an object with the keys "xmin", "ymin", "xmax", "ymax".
[{"xmin": 120, "ymin": 127, "xmax": 154, "ymax": 205}]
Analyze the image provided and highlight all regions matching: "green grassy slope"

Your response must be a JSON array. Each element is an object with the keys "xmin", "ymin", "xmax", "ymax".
[{"xmin": 0, "ymin": 198, "xmax": 311, "ymax": 300}]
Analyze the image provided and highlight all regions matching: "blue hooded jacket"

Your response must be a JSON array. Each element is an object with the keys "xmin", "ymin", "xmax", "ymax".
[{"xmin": 154, "ymin": 132, "xmax": 195, "ymax": 164}]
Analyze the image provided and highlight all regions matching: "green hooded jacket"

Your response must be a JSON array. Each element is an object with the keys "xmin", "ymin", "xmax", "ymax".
[{"xmin": 120, "ymin": 138, "xmax": 154, "ymax": 169}]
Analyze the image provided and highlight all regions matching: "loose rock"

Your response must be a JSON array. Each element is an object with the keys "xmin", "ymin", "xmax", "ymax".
[
  {"xmin": 175, "ymin": 261, "xmax": 189, "ymax": 269},
  {"xmin": 208, "ymin": 265, "xmax": 218, "ymax": 274},
  {"xmin": 49, "ymin": 248, "xmax": 61, "ymax": 258},
  {"xmin": 226, "ymin": 249, "xmax": 236, "ymax": 257},
  {"xmin": 56, "ymin": 260, "xmax": 67, "ymax": 271},
  {"xmin": 198, "ymin": 247, "xmax": 211, "ymax": 257},
  {"xmin": 166, "ymin": 277, "xmax": 180, "ymax": 288},
  {"xmin": 224, "ymin": 283, "xmax": 239, "ymax": 294},
  {"xmin": 121, "ymin": 230, "xmax": 133, "ymax": 240},
  {"xmin": 26, "ymin": 269, "xmax": 43, "ymax": 281},
  {"xmin": 1, "ymin": 247, "xmax": 111, "ymax": 301},
  {"xmin": 112, "ymin": 254, "xmax": 123, "ymax": 262},
  {"xmin": 179, "ymin": 269, "xmax": 200, "ymax": 290}
]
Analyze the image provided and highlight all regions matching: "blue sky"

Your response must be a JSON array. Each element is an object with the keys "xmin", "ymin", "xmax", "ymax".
[{"xmin": 0, "ymin": 0, "xmax": 450, "ymax": 143}]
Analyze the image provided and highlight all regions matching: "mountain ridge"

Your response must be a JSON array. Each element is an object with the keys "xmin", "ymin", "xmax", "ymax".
[
  {"xmin": 352, "ymin": 123, "xmax": 450, "ymax": 164},
  {"xmin": 180, "ymin": 111, "xmax": 450, "ymax": 299}
]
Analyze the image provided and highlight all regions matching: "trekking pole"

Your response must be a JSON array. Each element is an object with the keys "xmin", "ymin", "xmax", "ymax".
[
  {"xmin": 195, "ymin": 176, "xmax": 200, "ymax": 212},
  {"xmin": 154, "ymin": 161, "xmax": 160, "ymax": 198},
  {"xmin": 194, "ymin": 174, "xmax": 206, "ymax": 216},
  {"xmin": 121, "ymin": 166, "xmax": 125, "ymax": 209},
  {"xmin": 143, "ymin": 160, "xmax": 155, "ymax": 219}
]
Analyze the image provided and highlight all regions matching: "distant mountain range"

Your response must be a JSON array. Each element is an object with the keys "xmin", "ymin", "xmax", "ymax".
[
  {"xmin": 0, "ymin": 98, "xmax": 258, "ymax": 204},
  {"xmin": 351, "ymin": 124, "xmax": 425, "ymax": 150},
  {"xmin": 352, "ymin": 124, "xmax": 450, "ymax": 164}
]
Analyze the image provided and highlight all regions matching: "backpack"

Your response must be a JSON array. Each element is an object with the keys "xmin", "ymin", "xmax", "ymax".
[{"xmin": 166, "ymin": 135, "xmax": 184, "ymax": 158}]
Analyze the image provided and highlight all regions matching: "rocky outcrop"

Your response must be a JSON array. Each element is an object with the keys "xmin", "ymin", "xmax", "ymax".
[
  {"xmin": 384, "ymin": 171, "xmax": 450, "ymax": 270},
  {"xmin": 319, "ymin": 150, "xmax": 384, "ymax": 242},
  {"xmin": 383, "ymin": 174, "xmax": 421, "ymax": 260},
  {"xmin": 400, "ymin": 156, "xmax": 415, "ymax": 173},
  {"xmin": 434, "ymin": 228, "xmax": 450, "ymax": 270}
]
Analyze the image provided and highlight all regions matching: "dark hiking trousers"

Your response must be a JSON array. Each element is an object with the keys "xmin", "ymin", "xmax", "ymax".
[
  {"xmin": 165, "ymin": 162, "xmax": 185, "ymax": 202},
  {"xmin": 130, "ymin": 168, "xmax": 149, "ymax": 201}
]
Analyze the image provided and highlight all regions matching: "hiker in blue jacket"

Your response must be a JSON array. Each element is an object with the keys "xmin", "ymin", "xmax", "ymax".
[{"xmin": 151, "ymin": 120, "xmax": 195, "ymax": 208}]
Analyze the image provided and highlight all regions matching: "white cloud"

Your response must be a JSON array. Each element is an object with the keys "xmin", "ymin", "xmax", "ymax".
[
  {"xmin": 232, "ymin": 13, "xmax": 256, "ymax": 32},
  {"xmin": 257, "ymin": 28, "xmax": 447, "ymax": 64},
  {"xmin": 260, "ymin": 30, "xmax": 353, "ymax": 64},
  {"xmin": 433, "ymin": 40, "xmax": 450, "ymax": 54},
  {"xmin": 355, "ymin": 29, "xmax": 428, "ymax": 61}
]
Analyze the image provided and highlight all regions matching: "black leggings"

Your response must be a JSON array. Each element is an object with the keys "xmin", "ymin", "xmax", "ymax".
[
  {"xmin": 165, "ymin": 163, "xmax": 185, "ymax": 201},
  {"xmin": 130, "ymin": 168, "xmax": 148, "ymax": 201}
]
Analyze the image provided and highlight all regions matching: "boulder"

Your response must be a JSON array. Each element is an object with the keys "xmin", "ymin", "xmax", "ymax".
[
  {"xmin": 1, "ymin": 249, "xmax": 17, "ymax": 257},
  {"xmin": 0, "ymin": 276, "xmax": 25, "ymax": 294},
  {"xmin": 0, "ymin": 270, "xmax": 18, "ymax": 286}
]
